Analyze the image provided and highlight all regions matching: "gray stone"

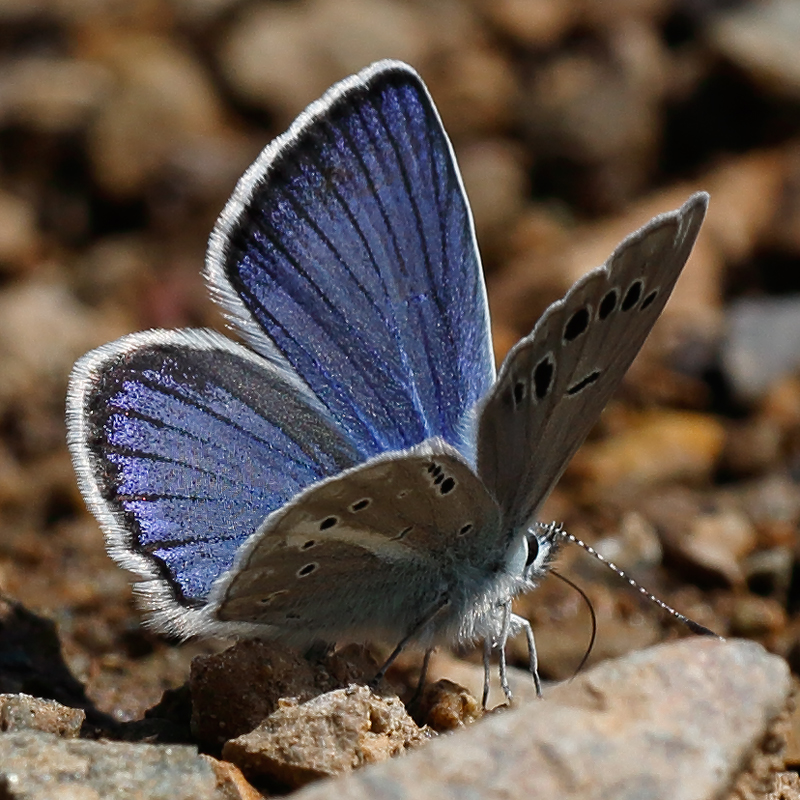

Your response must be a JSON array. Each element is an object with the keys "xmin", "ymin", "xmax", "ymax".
[
  {"xmin": 0, "ymin": 731, "xmax": 244, "ymax": 800},
  {"xmin": 290, "ymin": 639, "xmax": 790, "ymax": 800}
]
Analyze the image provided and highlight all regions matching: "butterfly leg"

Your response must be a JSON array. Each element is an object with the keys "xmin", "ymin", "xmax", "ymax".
[
  {"xmin": 498, "ymin": 601, "xmax": 513, "ymax": 702},
  {"xmin": 482, "ymin": 639, "xmax": 492, "ymax": 708},
  {"xmin": 408, "ymin": 647, "xmax": 434, "ymax": 707},
  {"xmin": 511, "ymin": 612, "xmax": 542, "ymax": 698},
  {"xmin": 371, "ymin": 595, "xmax": 449, "ymax": 687}
]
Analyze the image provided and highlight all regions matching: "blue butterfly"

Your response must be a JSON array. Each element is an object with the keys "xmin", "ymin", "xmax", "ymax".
[{"xmin": 67, "ymin": 60, "xmax": 708, "ymax": 702}]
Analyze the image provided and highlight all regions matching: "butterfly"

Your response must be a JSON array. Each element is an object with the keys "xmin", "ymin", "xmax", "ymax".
[{"xmin": 67, "ymin": 59, "xmax": 708, "ymax": 704}]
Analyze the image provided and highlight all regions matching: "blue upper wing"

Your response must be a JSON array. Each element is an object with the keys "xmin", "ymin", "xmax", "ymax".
[
  {"xmin": 67, "ymin": 329, "xmax": 360, "ymax": 635},
  {"xmin": 206, "ymin": 60, "xmax": 495, "ymax": 463}
]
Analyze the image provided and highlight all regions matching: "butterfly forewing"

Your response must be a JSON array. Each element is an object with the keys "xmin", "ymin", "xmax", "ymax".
[
  {"xmin": 67, "ymin": 329, "xmax": 361, "ymax": 637},
  {"xmin": 477, "ymin": 192, "xmax": 708, "ymax": 529},
  {"xmin": 206, "ymin": 60, "xmax": 494, "ymax": 463}
]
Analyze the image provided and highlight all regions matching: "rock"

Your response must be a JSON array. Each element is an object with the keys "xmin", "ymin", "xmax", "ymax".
[
  {"xmin": 457, "ymin": 139, "xmax": 529, "ymax": 262},
  {"xmin": 0, "ymin": 276, "xmax": 128, "ymax": 410},
  {"xmin": 568, "ymin": 410, "xmax": 726, "ymax": 497},
  {"xmin": 414, "ymin": 679, "xmax": 481, "ymax": 732},
  {"xmin": 0, "ymin": 189, "xmax": 39, "ymax": 273},
  {"xmin": 722, "ymin": 296, "xmax": 800, "ymax": 401},
  {"xmin": 0, "ymin": 693, "xmax": 84, "ymax": 737},
  {"xmin": 473, "ymin": 0, "xmax": 579, "ymax": 48},
  {"xmin": 217, "ymin": 0, "xmax": 430, "ymax": 119},
  {"xmin": 640, "ymin": 488, "xmax": 758, "ymax": 588},
  {"xmin": 221, "ymin": 684, "xmax": 428, "ymax": 789},
  {"xmin": 729, "ymin": 596, "xmax": 787, "ymax": 639},
  {"xmin": 0, "ymin": 731, "xmax": 253, "ymax": 799},
  {"xmin": 708, "ymin": 0, "xmax": 800, "ymax": 98},
  {"xmin": 518, "ymin": 20, "xmax": 669, "ymax": 211},
  {"xmin": 84, "ymin": 32, "xmax": 245, "ymax": 199},
  {"xmin": 190, "ymin": 639, "xmax": 382, "ymax": 749},
  {"xmin": 0, "ymin": 57, "xmax": 112, "ymax": 133},
  {"xmin": 290, "ymin": 639, "xmax": 791, "ymax": 800}
]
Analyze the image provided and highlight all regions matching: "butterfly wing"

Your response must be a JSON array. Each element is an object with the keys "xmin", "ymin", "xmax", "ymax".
[
  {"xmin": 206, "ymin": 60, "xmax": 494, "ymax": 463},
  {"xmin": 66, "ymin": 329, "xmax": 360, "ymax": 638},
  {"xmin": 477, "ymin": 192, "xmax": 708, "ymax": 530},
  {"xmin": 208, "ymin": 439, "xmax": 503, "ymax": 646}
]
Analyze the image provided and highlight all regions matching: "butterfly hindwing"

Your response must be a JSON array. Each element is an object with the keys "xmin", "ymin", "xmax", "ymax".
[
  {"xmin": 477, "ymin": 192, "xmax": 708, "ymax": 529},
  {"xmin": 66, "ymin": 329, "xmax": 361, "ymax": 637},
  {"xmin": 210, "ymin": 440, "xmax": 503, "ymax": 644},
  {"xmin": 206, "ymin": 60, "xmax": 495, "ymax": 463}
]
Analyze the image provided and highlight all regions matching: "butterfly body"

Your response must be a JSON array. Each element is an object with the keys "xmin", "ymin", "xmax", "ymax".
[{"xmin": 67, "ymin": 60, "xmax": 707, "ymax": 695}]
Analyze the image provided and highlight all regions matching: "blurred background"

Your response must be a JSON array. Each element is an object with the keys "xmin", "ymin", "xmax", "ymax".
[{"xmin": 1, "ymin": 0, "xmax": 800, "ymax": 727}]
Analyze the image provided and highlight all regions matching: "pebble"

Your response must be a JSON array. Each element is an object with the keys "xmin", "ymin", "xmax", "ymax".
[
  {"xmin": 218, "ymin": 0, "xmax": 430, "ymax": 119},
  {"xmin": 0, "ymin": 731, "xmax": 250, "ymax": 800},
  {"xmin": 568, "ymin": 410, "xmax": 726, "ymax": 497},
  {"xmin": 641, "ymin": 489, "xmax": 758, "ymax": 587},
  {"xmin": 723, "ymin": 295, "xmax": 800, "ymax": 401},
  {"xmin": 0, "ymin": 693, "xmax": 84, "ymax": 737},
  {"xmin": 0, "ymin": 190, "xmax": 39, "ymax": 273},
  {"xmin": 222, "ymin": 685, "xmax": 428, "ymax": 789},
  {"xmin": 708, "ymin": 0, "xmax": 800, "ymax": 98}
]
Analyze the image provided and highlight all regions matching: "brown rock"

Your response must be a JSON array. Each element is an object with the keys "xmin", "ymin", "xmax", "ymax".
[
  {"xmin": 568, "ymin": 410, "xmax": 726, "ymax": 496},
  {"xmin": 190, "ymin": 639, "xmax": 332, "ymax": 749},
  {"xmin": 218, "ymin": 0, "xmax": 430, "ymax": 119},
  {"xmin": 0, "ymin": 57, "xmax": 112, "ymax": 133},
  {"xmin": 0, "ymin": 190, "xmax": 39, "ymax": 273},
  {"xmin": 474, "ymin": 0, "xmax": 579, "ymax": 47},
  {"xmin": 458, "ymin": 139, "xmax": 529, "ymax": 261},
  {"xmin": 190, "ymin": 640, "xmax": 387, "ymax": 749},
  {"xmin": 221, "ymin": 684, "xmax": 428, "ymax": 789},
  {"xmin": 640, "ymin": 488, "xmax": 758, "ymax": 587},
  {"xmin": 415, "ymin": 679, "xmax": 481, "ymax": 731}
]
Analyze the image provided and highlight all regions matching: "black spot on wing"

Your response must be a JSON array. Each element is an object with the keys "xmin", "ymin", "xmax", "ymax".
[
  {"xmin": 621, "ymin": 280, "xmax": 642, "ymax": 311},
  {"xmin": 533, "ymin": 357, "xmax": 554, "ymax": 400},
  {"xmin": 599, "ymin": 289, "xmax": 618, "ymax": 319},
  {"xmin": 567, "ymin": 370, "xmax": 601, "ymax": 395},
  {"xmin": 564, "ymin": 307, "xmax": 590, "ymax": 341}
]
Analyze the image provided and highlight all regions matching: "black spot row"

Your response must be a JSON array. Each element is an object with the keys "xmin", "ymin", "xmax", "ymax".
[
  {"xmin": 507, "ymin": 276, "xmax": 661, "ymax": 415},
  {"xmin": 427, "ymin": 462, "xmax": 457, "ymax": 495}
]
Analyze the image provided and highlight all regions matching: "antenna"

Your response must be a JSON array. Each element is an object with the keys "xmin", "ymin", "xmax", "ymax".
[{"xmin": 544, "ymin": 523, "xmax": 722, "ymax": 639}]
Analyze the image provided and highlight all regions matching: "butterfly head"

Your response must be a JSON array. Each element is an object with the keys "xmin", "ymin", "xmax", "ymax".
[{"xmin": 505, "ymin": 521, "xmax": 563, "ymax": 587}]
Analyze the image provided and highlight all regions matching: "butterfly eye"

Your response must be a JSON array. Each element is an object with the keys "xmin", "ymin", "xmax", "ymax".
[
  {"xmin": 525, "ymin": 538, "xmax": 540, "ymax": 568},
  {"xmin": 621, "ymin": 280, "xmax": 643, "ymax": 311}
]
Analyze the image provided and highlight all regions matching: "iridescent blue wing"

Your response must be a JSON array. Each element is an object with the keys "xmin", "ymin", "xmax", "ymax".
[
  {"xmin": 66, "ymin": 329, "xmax": 360, "ymax": 637},
  {"xmin": 206, "ymin": 60, "xmax": 494, "ymax": 464}
]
